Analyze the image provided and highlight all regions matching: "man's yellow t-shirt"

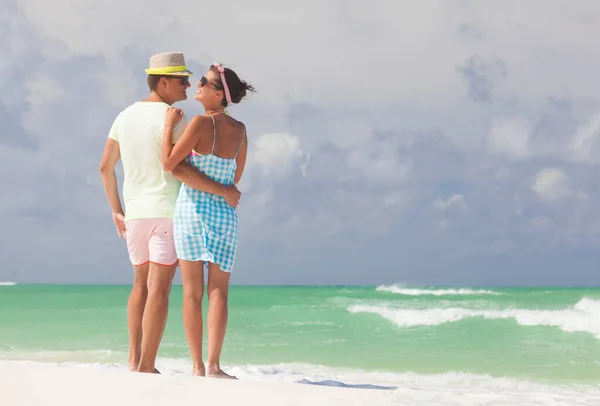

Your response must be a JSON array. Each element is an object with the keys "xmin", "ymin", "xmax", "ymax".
[{"xmin": 108, "ymin": 101, "xmax": 187, "ymax": 221}]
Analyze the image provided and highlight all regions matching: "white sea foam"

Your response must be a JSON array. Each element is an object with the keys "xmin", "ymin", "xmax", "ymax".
[
  {"xmin": 0, "ymin": 349, "xmax": 124, "ymax": 365},
  {"xmin": 0, "ymin": 282, "xmax": 16, "ymax": 286},
  {"xmin": 376, "ymin": 284, "xmax": 500, "ymax": 296},
  {"xmin": 348, "ymin": 297, "xmax": 600, "ymax": 338},
  {"xmin": 2, "ymin": 360, "xmax": 599, "ymax": 405},
  {"xmin": 0, "ymin": 359, "xmax": 594, "ymax": 389}
]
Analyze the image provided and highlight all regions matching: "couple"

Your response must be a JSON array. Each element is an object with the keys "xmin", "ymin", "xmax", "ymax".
[{"xmin": 99, "ymin": 52, "xmax": 255, "ymax": 378}]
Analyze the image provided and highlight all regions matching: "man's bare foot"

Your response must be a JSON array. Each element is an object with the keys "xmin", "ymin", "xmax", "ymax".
[
  {"xmin": 206, "ymin": 365, "xmax": 237, "ymax": 379},
  {"xmin": 193, "ymin": 366, "xmax": 205, "ymax": 377}
]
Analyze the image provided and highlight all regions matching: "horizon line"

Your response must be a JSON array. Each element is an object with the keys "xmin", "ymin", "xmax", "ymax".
[{"xmin": 2, "ymin": 282, "xmax": 600, "ymax": 289}]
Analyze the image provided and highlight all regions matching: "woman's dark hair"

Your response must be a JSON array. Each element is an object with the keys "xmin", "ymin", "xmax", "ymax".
[{"xmin": 209, "ymin": 65, "xmax": 256, "ymax": 107}]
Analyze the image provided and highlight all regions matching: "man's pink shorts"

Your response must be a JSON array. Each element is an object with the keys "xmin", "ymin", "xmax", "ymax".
[{"xmin": 125, "ymin": 218, "xmax": 177, "ymax": 266}]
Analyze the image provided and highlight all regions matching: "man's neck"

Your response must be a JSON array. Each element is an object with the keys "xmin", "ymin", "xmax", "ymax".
[{"xmin": 144, "ymin": 92, "xmax": 170, "ymax": 105}]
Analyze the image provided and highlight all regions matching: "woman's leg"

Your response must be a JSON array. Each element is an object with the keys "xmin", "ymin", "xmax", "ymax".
[
  {"xmin": 180, "ymin": 259, "xmax": 206, "ymax": 376},
  {"xmin": 206, "ymin": 262, "xmax": 235, "ymax": 379}
]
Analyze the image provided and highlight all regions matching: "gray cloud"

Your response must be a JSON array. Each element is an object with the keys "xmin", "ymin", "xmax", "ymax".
[
  {"xmin": 457, "ymin": 54, "xmax": 507, "ymax": 103},
  {"xmin": 528, "ymin": 98, "xmax": 578, "ymax": 156},
  {"xmin": 3, "ymin": 1, "xmax": 600, "ymax": 286},
  {"xmin": 458, "ymin": 23, "xmax": 484, "ymax": 40},
  {"xmin": 286, "ymin": 102, "xmax": 328, "ymax": 146}
]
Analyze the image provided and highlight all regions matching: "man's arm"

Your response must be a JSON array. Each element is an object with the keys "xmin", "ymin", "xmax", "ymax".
[
  {"xmin": 171, "ymin": 162, "xmax": 241, "ymax": 208},
  {"xmin": 99, "ymin": 138, "xmax": 126, "ymax": 238}
]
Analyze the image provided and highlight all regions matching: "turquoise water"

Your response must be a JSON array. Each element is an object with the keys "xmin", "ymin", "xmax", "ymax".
[{"xmin": 1, "ymin": 284, "xmax": 599, "ymax": 387}]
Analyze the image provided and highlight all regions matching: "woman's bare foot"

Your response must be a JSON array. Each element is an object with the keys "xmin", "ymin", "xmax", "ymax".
[
  {"xmin": 206, "ymin": 364, "xmax": 237, "ymax": 379},
  {"xmin": 193, "ymin": 366, "xmax": 206, "ymax": 377}
]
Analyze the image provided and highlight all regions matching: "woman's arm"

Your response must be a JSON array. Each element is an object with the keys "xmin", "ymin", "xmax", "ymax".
[
  {"xmin": 162, "ymin": 109, "xmax": 241, "ymax": 207},
  {"xmin": 172, "ymin": 162, "xmax": 241, "ymax": 207},
  {"xmin": 234, "ymin": 132, "xmax": 248, "ymax": 185}
]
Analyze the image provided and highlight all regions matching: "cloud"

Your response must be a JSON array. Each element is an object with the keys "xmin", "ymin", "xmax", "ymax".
[
  {"xmin": 486, "ymin": 118, "xmax": 531, "ymax": 160},
  {"xmin": 458, "ymin": 23, "xmax": 484, "ymax": 40},
  {"xmin": 245, "ymin": 133, "xmax": 308, "ymax": 183},
  {"xmin": 14, "ymin": 0, "xmax": 600, "ymax": 109},
  {"xmin": 3, "ymin": 1, "xmax": 600, "ymax": 286},
  {"xmin": 531, "ymin": 168, "xmax": 573, "ymax": 201},
  {"xmin": 433, "ymin": 194, "xmax": 466, "ymax": 211},
  {"xmin": 568, "ymin": 110, "xmax": 600, "ymax": 164},
  {"xmin": 528, "ymin": 99, "xmax": 579, "ymax": 157},
  {"xmin": 457, "ymin": 54, "xmax": 507, "ymax": 103}
]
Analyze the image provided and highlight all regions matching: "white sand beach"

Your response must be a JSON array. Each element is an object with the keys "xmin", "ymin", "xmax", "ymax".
[
  {"xmin": 1, "ymin": 361, "xmax": 396, "ymax": 406},
  {"xmin": 2, "ymin": 361, "xmax": 600, "ymax": 406}
]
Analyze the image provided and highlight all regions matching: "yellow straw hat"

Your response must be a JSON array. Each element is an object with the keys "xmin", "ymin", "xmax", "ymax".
[{"xmin": 145, "ymin": 52, "xmax": 193, "ymax": 76}]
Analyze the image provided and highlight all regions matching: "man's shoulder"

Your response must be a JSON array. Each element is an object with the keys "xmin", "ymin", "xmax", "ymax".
[
  {"xmin": 123, "ymin": 101, "xmax": 166, "ymax": 113},
  {"xmin": 120, "ymin": 102, "xmax": 171, "ymax": 122},
  {"xmin": 112, "ymin": 102, "xmax": 139, "ymax": 121}
]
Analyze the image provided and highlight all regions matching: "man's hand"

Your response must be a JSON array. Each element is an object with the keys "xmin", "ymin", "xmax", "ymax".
[
  {"xmin": 112, "ymin": 212, "xmax": 127, "ymax": 238},
  {"xmin": 222, "ymin": 185, "xmax": 241, "ymax": 208},
  {"xmin": 170, "ymin": 161, "xmax": 242, "ymax": 207}
]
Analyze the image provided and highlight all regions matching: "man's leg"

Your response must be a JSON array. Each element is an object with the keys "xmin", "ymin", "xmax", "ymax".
[
  {"xmin": 137, "ymin": 218, "xmax": 178, "ymax": 373},
  {"xmin": 124, "ymin": 219, "xmax": 151, "ymax": 372},
  {"xmin": 127, "ymin": 263, "xmax": 149, "ymax": 371},
  {"xmin": 136, "ymin": 262, "xmax": 176, "ymax": 373}
]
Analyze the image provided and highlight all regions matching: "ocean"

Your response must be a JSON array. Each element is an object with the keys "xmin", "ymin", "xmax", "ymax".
[{"xmin": 1, "ymin": 283, "xmax": 599, "ymax": 399}]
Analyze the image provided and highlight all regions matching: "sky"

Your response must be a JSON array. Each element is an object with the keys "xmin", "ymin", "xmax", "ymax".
[{"xmin": 2, "ymin": 0, "xmax": 600, "ymax": 286}]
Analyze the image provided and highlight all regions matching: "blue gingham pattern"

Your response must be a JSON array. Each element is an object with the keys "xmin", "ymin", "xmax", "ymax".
[{"xmin": 173, "ymin": 143, "xmax": 240, "ymax": 273}]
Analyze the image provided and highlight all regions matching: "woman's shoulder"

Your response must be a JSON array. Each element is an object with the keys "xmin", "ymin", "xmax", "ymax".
[
  {"xmin": 223, "ymin": 115, "xmax": 245, "ymax": 131},
  {"xmin": 187, "ymin": 114, "xmax": 214, "ymax": 131},
  {"xmin": 189, "ymin": 114, "xmax": 212, "ymax": 123}
]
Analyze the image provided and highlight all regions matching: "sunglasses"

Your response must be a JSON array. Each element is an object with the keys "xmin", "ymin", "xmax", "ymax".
[
  {"xmin": 200, "ymin": 76, "xmax": 222, "ymax": 89},
  {"xmin": 176, "ymin": 76, "xmax": 189, "ymax": 86},
  {"xmin": 163, "ymin": 76, "xmax": 189, "ymax": 85}
]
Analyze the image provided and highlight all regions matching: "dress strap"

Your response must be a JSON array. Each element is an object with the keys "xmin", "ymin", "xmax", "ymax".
[
  {"xmin": 234, "ymin": 124, "xmax": 246, "ymax": 158},
  {"xmin": 209, "ymin": 115, "xmax": 217, "ymax": 154}
]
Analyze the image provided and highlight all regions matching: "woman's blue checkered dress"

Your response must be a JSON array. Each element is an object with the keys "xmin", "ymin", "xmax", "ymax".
[{"xmin": 173, "ymin": 115, "xmax": 244, "ymax": 273}]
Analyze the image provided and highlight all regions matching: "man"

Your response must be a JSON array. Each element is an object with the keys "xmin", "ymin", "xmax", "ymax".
[{"xmin": 99, "ymin": 52, "xmax": 240, "ymax": 373}]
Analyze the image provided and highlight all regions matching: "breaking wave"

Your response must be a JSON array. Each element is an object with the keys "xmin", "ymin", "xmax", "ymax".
[
  {"xmin": 348, "ymin": 297, "xmax": 600, "ymax": 338},
  {"xmin": 376, "ymin": 285, "xmax": 500, "ymax": 296}
]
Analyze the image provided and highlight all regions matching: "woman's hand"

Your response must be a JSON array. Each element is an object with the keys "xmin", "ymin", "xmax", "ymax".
[{"xmin": 164, "ymin": 107, "xmax": 184, "ymax": 128}]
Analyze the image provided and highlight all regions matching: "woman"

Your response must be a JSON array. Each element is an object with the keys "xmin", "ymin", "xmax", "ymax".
[{"xmin": 161, "ymin": 63, "xmax": 255, "ymax": 378}]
